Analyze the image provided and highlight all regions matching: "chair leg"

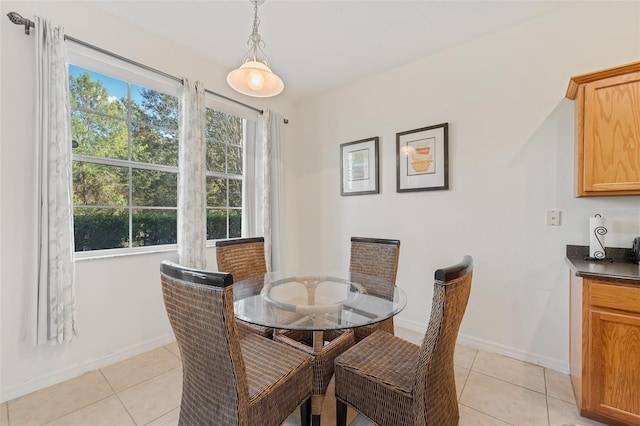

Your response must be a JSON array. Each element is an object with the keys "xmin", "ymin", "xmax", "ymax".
[
  {"xmin": 336, "ymin": 398, "xmax": 348, "ymax": 426},
  {"xmin": 301, "ymin": 398, "xmax": 312, "ymax": 426}
]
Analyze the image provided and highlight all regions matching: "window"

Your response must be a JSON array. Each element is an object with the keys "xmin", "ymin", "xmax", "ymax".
[
  {"xmin": 69, "ymin": 58, "xmax": 248, "ymax": 253},
  {"xmin": 205, "ymin": 107, "xmax": 243, "ymax": 240},
  {"xmin": 70, "ymin": 65, "xmax": 179, "ymax": 252}
]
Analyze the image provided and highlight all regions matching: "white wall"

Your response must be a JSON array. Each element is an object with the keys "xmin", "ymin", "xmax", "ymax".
[
  {"xmin": 0, "ymin": 1, "xmax": 298, "ymax": 401},
  {"xmin": 289, "ymin": 1, "xmax": 640, "ymax": 372}
]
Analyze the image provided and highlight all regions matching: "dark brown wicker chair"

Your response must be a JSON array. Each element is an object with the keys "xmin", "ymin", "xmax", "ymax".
[
  {"xmin": 349, "ymin": 237, "xmax": 401, "ymax": 342},
  {"xmin": 334, "ymin": 255, "xmax": 474, "ymax": 426},
  {"xmin": 215, "ymin": 237, "xmax": 273, "ymax": 339},
  {"xmin": 160, "ymin": 260, "xmax": 313, "ymax": 426}
]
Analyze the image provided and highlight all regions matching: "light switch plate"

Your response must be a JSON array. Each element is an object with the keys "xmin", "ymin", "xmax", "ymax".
[{"xmin": 546, "ymin": 210, "xmax": 561, "ymax": 226}]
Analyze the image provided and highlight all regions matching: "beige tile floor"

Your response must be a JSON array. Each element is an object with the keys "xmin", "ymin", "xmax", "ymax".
[{"xmin": 1, "ymin": 327, "xmax": 606, "ymax": 426}]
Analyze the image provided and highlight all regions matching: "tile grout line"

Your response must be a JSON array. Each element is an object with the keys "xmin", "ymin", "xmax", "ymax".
[
  {"xmin": 468, "ymin": 369, "xmax": 547, "ymax": 397},
  {"xmin": 103, "ymin": 364, "xmax": 183, "ymax": 425},
  {"xmin": 544, "ymin": 368, "xmax": 551, "ymax": 426},
  {"xmin": 10, "ymin": 345, "xmax": 182, "ymax": 426},
  {"xmin": 36, "ymin": 393, "xmax": 116, "ymax": 426},
  {"xmin": 163, "ymin": 343, "xmax": 181, "ymax": 361},
  {"xmin": 457, "ymin": 402, "xmax": 515, "ymax": 425},
  {"xmin": 98, "ymin": 369, "xmax": 138, "ymax": 426},
  {"xmin": 140, "ymin": 407, "xmax": 179, "ymax": 426},
  {"xmin": 110, "ymin": 365, "xmax": 182, "ymax": 394},
  {"xmin": 8, "ymin": 371, "xmax": 119, "ymax": 426},
  {"xmin": 161, "ymin": 344, "xmax": 180, "ymax": 360},
  {"xmin": 101, "ymin": 346, "xmax": 181, "ymax": 394},
  {"xmin": 456, "ymin": 348, "xmax": 478, "ymax": 403},
  {"xmin": 106, "ymin": 346, "xmax": 182, "ymax": 425},
  {"xmin": 457, "ymin": 347, "xmax": 479, "ymax": 399}
]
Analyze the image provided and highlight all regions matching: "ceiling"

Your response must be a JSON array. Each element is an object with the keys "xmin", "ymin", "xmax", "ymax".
[{"xmin": 92, "ymin": 1, "xmax": 577, "ymax": 101}]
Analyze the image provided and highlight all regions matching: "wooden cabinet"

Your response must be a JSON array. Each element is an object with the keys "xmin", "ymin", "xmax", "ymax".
[
  {"xmin": 566, "ymin": 62, "xmax": 640, "ymax": 196},
  {"xmin": 570, "ymin": 274, "xmax": 640, "ymax": 425}
]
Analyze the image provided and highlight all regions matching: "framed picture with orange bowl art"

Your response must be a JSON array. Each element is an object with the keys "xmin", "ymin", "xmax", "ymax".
[{"xmin": 396, "ymin": 123, "xmax": 448, "ymax": 192}]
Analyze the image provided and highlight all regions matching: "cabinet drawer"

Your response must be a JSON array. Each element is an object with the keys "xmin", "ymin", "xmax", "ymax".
[{"xmin": 590, "ymin": 282, "xmax": 640, "ymax": 314}]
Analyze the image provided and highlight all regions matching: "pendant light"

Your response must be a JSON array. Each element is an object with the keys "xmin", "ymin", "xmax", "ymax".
[{"xmin": 227, "ymin": 0, "xmax": 284, "ymax": 98}]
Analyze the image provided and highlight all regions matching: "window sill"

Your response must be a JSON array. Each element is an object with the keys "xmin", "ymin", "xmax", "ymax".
[
  {"xmin": 74, "ymin": 241, "xmax": 221, "ymax": 262},
  {"xmin": 74, "ymin": 244, "xmax": 178, "ymax": 261}
]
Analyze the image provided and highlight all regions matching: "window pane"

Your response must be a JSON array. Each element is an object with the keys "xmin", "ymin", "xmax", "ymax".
[
  {"xmin": 131, "ymin": 85, "xmax": 178, "ymax": 130},
  {"xmin": 229, "ymin": 209, "xmax": 241, "ymax": 238},
  {"xmin": 69, "ymin": 65, "xmax": 127, "ymax": 117},
  {"xmin": 228, "ymin": 145, "xmax": 242, "ymax": 175},
  {"xmin": 205, "ymin": 109, "xmax": 243, "ymax": 146},
  {"xmin": 206, "ymin": 140, "xmax": 226, "ymax": 173},
  {"xmin": 74, "ymin": 208, "xmax": 129, "ymax": 251},
  {"xmin": 73, "ymin": 162, "xmax": 128, "ymax": 206},
  {"xmin": 132, "ymin": 209, "xmax": 177, "ymax": 246},
  {"xmin": 133, "ymin": 169, "xmax": 177, "ymax": 207},
  {"xmin": 71, "ymin": 110, "xmax": 128, "ymax": 159},
  {"xmin": 205, "ymin": 108, "xmax": 242, "ymax": 141},
  {"xmin": 229, "ymin": 179, "xmax": 242, "ymax": 207},
  {"xmin": 206, "ymin": 177, "xmax": 227, "ymax": 207},
  {"xmin": 207, "ymin": 209, "xmax": 228, "ymax": 240},
  {"xmin": 131, "ymin": 123, "xmax": 178, "ymax": 166}
]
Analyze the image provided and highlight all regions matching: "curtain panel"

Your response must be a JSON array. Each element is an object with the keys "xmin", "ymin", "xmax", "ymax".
[
  {"xmin": 34, "ymin": 16, "xmax": 77, "ymax": 345},
  {"xmin": 267, "ymin": 111, "xmax": 286, "ymax": 272},
  {"xmin": 243, "ymin": 117, "xmax": 263, "ymax": 239},
  {"xmin": 177, "ymin": 79, "xmax": 206, "ymax": 269},
  {"xmin": 241, "ymin": 110, "xmax": 285, "ymax": 271},
  {"xmin": 262, "ymin": 110, "xmax": 286, "ymax": 271}
]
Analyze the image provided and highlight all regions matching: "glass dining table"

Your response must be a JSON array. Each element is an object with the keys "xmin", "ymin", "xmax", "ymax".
[
  {"xmin": 234, "ymin": 270, "xmax": 407, "ymax": 339},
  {"xmin": 233, "ymin": 270, "xmax": 407, "ymax": 424}
]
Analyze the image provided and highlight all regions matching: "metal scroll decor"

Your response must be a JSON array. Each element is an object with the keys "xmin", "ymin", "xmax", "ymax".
[{"xmin": 592, "ymin": 224, "xmax": 608, "ymax": 259}]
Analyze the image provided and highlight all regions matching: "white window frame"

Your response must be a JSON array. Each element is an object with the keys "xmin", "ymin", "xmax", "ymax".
[
  {"xmin": 68, "ymin": 44, "xmax": 259, "ymax": 258},
  {"xmin": 204, "ymin": 95, "xmax": 258, "ymax": 245}
]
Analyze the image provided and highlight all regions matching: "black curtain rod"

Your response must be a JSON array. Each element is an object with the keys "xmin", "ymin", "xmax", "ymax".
[{"xmin": 6, "ymin": 11, "xmax": 289, "ymax": 124}]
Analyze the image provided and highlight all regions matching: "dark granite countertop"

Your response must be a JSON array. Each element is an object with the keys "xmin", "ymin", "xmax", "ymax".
[{"xmin": 565, "ymin": 245, "xmax": 640, "ymax": 284}]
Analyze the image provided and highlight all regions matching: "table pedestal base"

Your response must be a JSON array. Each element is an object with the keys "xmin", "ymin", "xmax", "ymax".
[{"xmin": 274, "ymin": 329, "xmax": 355, "ymax": 425}]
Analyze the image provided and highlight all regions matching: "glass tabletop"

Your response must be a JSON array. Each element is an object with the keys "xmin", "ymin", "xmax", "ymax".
[{"xmin": 233, "ymin": 271, "xmax": 407, "ymax": 331}]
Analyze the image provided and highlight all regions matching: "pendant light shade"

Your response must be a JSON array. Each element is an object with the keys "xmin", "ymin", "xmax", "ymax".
[
  {"xmin": 227, "ymin": 61, "xmax": 284, "ymax": 98},
  {"xmin": 227, "ymin": 0, "xmax": 284, "ymax": 98}
]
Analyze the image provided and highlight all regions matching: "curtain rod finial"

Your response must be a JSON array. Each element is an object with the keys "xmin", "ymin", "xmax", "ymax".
[{"xmin": 7, "ymin": 12, "xmax": 34, "ymax": 35}]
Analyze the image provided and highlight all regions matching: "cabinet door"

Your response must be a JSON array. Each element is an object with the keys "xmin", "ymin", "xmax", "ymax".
[
  {"xmin": 583, "ymin": 71, "xmax": 640, "ymax": 194},
  {"xmin": 587, "ymin": 309, "xmax": 640, "ymax": 425}
]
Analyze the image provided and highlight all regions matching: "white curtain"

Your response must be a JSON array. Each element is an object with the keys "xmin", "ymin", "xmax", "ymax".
[
  {"xmin": 264, "ymin": 111, "xmax": 286, "ymax": 272},
  {"xmin": 34, "ymin": 16, "xmax": 77, "ymax": 345},
  {"xmin": 242, "ymin": 119, "xmax": 262, "ymax": 238},
  {"xmin": 177, "ymin": 79, "xmax": 206, "ymax": 268},
  {"xmin": 243, "ymin": 110, "xmax": 285, "ymax": 271}
]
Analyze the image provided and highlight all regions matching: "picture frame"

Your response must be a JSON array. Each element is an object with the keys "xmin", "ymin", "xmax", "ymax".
[
  {"xmin": 396, "ymin": 123, "xmax": 448, "ymax": 192},
  {"xmin": 340, "ymin": 137, "xmax": 379, "ymax": 196}
]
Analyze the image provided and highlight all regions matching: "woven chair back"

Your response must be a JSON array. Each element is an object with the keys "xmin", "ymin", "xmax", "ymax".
[
  {"xmin": 216, "ymin": 237, "xmax": 267, "ymax": 282},
  {"xmin": 349, "ymin": 237, "xmax": 400, "ymax": 284},
  {"xmin": 349, "ymin": 237, "xmax": 401, "ymax": 341},
  {"xmin": 415, "ymin": 255, "xmax": 473, "ymax": 425},
  {"xmin": 160, "ymin": 261, "xmax": 250, "ymax": 425}
]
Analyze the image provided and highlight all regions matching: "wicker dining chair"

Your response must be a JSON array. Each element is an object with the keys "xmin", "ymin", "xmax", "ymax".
[
  {"xmin": 334, "ymin": 255, "xmax": 474, "ymax": 426},
  {"xmin": 349, "ymin": 237, "xmax": 401, "ymax": 342},
  {"xmin": 160, "ymin": 260, "xmax": 313, "ymax": 426},
  {"xmin": 215, "ymin": 237, "xmax": 273, "ymax": 339}
]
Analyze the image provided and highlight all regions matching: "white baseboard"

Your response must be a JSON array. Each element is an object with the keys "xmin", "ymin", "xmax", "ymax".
[
  {"xmin": 1, "ymin": 333, "xmax": 177, "ymax": 402},
  {"xmin": 394, "ymin": 317, "xmax": 427, "ymax": 334},
  {"xmin": 394, "ymin": 317, "xmax": 569, "ymax": 374}
]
